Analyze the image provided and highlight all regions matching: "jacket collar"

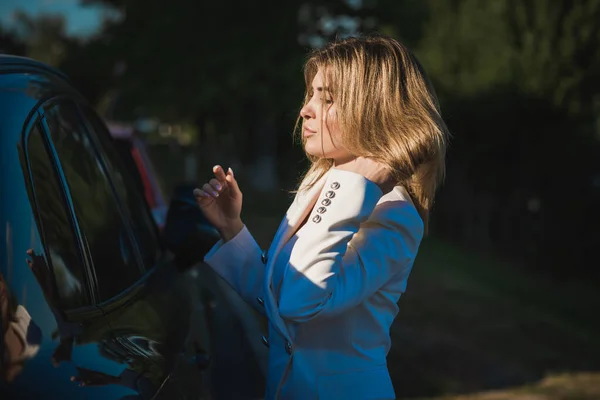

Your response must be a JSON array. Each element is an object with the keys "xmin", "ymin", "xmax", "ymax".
[{"xmin": 261, "ymin": 169, "xmax": 330, "ymax": 340}]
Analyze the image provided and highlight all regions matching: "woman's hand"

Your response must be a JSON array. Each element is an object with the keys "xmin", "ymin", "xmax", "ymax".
[
  {"xmin": 333, "ymin": 157, "xmax": 395, "ymax": 193},
  {"xmin": 194, "ymin": 165, "xmax": 244, "ymax": 242}
]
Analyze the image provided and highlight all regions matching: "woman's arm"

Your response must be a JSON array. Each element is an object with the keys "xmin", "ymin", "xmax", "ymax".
[
  {"xmin": 278, "ymin": 169, "xmax": 424, "ymax": 322},
  {"xmin": 203, "ymin": 226, "xmax": 267, "ymax": 314}
]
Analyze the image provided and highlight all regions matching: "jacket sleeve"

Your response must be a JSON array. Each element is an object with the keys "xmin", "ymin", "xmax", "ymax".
[
  {"xmin": 277, "ymin": 169, "xmax": 424, "ymax": 322},
  {"xmin": 203, "ymin": 225, "xmax": 266, "ymax": 314}
]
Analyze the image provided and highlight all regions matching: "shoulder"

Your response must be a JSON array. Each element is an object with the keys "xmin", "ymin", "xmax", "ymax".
[
  {"xmin": 370, "ymin": 186, "xmax": 424, "ymax": 239},
  {"xmin": 348, "ymin": 185, "xmax": 424, "ymax": 270}
]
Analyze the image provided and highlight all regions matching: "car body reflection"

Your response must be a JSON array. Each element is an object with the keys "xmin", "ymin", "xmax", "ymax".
[{"xmin": 0, "ymin": 55, "xmax": 221, "ymax": 399}]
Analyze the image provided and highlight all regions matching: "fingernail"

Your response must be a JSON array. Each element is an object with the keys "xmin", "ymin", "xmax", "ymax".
[
  {"xmin": 215, "ymin": 183, "xmax": 222, "ymax": 190},
  {"xmin": 228, "ymin": 167, "xmax": 234, "ymax": 177},
  {"xmin": 212, "ymin": 191, "xmax": 219, "ymax": 197}
]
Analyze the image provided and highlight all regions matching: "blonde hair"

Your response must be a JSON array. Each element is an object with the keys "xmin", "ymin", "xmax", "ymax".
[{"xmin": 294, "ymin": 34, "xmax": 449, "ymax": 233}]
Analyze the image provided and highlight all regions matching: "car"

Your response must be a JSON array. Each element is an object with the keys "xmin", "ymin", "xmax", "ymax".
[
  {"xmin": 0, "ymin": 55, "xmax": 265, "ymax": 399},
  {"xmin": 105, "ymin": 121, "xmax": 168, "ymax": 231}
]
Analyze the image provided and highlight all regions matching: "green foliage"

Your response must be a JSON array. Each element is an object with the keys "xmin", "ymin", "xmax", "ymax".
[
  {"xmin": 76, "ymin": 0, "xmax": 310, "ymax": 123},
  {"xmin": 389, "ymin": 0, "xmax": 600, "ymax": 116},
  {"xmin": 9, "ymin": 11, "xmax": 70, "ymax": 66},
  {"xmin": 7, "ymin": 0, "xmax": 600, "ymax": 277}
]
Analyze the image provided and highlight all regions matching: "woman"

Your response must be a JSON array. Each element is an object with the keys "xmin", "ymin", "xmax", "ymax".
[{"xmin": 194, "ymin": 35, "xmax": 449, "ymax": 400}]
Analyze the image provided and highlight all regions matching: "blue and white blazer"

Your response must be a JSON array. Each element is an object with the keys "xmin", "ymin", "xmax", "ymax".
[{"xmin": 204, "ymin": 168, "xmax": 424, "ymax": 399}]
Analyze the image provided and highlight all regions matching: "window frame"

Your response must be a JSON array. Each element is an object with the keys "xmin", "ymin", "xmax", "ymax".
[
  {"xmin": 22, "ymin": 110, "xmax": 100, "ymax": 317},
  {"xmin": 73, "ymin": 101, "xmax": 164, "ymax": 267},
  {"xmin": 22, "ymin": 95, "xmax": 163, "ymax": 315},
  {"xmin": 42, "ymin": 96, "xmax": 155, "ymax": 300}
]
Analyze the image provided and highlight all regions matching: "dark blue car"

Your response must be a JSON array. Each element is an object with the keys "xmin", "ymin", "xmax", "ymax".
[{"xmin": 0, "ymin": 55, "xmax": 265, "ymax": 399}]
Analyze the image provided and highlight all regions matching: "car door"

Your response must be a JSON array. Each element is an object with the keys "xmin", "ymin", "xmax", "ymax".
[
  {"xmin": 55, "ymin": 100, "xmax": 213, "ymax": 399},
  {"xmin": 23, "ymin": 113, "xmax": 145, "ymax": 399}
]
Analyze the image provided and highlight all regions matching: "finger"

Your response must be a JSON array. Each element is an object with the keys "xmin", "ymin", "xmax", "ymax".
[
  {"xmin": 202, "ymin": 183, "xmax": 219, "ymax": 198},
  {"xmin": 213, "ymin": 165, "xmax": 227, "ymax": 183},
  {"xmin": 209, "ymin": 178, "xmax": 223, "ymax": 193},
  {"xmin": 225, "ymin": 167, "xmax": 240, "ymax": 194},
  {"xmin": 193, "ymin": 188, "xmax": 209, "ymax": 198},
  {"xmin": 193, "ymin": 189, "xmax": 212, "ymax": 204}
]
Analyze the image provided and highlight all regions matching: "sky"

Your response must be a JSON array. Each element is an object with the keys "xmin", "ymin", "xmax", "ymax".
[{"xmin": 0, "ymin": 0, "xmax": 113, "ymax": 37}]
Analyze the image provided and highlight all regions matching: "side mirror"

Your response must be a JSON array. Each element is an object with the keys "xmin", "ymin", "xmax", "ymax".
[{"xmin": 162, "ymin": 184, "xmax": 220, "ymax": 271}]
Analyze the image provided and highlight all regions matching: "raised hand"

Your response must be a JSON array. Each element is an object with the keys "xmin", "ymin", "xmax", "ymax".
[
  {"xmin": 333, "ymin": 157, "xmax": 395, "ymax": 193},
  {"xmin": 193, "ymin": 165, "xmax": 244, "ymax": 242}
]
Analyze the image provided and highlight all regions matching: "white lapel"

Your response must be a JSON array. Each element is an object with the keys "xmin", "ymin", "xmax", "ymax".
[
  {"xmin": 267, "ymin": 169, "xmax": 330, "ymax": 260},
  {"xmin": 262, "ymin": 169, "xmax": 329, "ymax": 341}
]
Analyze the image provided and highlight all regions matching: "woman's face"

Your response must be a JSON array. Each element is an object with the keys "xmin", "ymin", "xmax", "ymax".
[{"xmin": 300, "ymin": 68, "xmax": 353, "ymax": 164}]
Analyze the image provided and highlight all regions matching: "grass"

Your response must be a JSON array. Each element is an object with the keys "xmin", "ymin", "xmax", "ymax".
[
  {"xmin": 425, "ymin": 373, "xmax": 600, "ymax": 400},
  {"xmin": 238, "ymin": 192, "xmax": 600, "ymax": 399},
  {"xmin": 147, "ymin": 145, "xmax": 600, "ymax": 399},
  {"xmin": 235, "ymin": 186, "xmax": 600, "ymax": 398},
  {"xmin": 386, "ymin": 237, "xmax": 600, "ymax": 399}
]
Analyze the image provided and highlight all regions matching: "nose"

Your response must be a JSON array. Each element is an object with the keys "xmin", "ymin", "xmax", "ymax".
[{"xmin": 300, "ymin": 100, "xmax": 315, "ymax": 120}]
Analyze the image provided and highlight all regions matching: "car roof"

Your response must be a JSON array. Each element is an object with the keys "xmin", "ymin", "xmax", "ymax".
[
  {"xmin": 0, "ymin": 56, "xmax": 84, "ymax": 246},
  {"xmin": 0, "ymin": 54, "xmax": 69, "ymax": 80},
  {"xmin": 0, "ymin": 55, "xmax": 83, "ymax": 145}
]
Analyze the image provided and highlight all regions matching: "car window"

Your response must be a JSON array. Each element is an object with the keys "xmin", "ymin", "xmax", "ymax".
[
  {"xmin": 79, "ymin": 105, "xmax": 160, "ymax": 270},
  {"xmin": 26, "ymin": 122, "xmax": 90, "ymax": 309},
  {"xmin": 43, "ymin": 101, "xmax": 144, "ymax": 302}
]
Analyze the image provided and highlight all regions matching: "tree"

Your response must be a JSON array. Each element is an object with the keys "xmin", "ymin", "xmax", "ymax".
[
  {"xmin": 0, "ymin": 25, "xmax": 27, "ymax": 55},
  {"xmin": 371, "ymin": 0, "xmax": 600, "ymax": 276},
  {"xmin": 76, "ymin": 0, "xmax": 369, "ymax": 189},
  {"xmin": 10, "ymin": 11, "xmax": 70, "ymax": 66}
]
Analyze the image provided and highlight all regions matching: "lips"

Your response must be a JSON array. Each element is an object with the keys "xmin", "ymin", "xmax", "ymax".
[{"xmin": 304, "ymin": 126, "xmax": 317, "ymax": 137}]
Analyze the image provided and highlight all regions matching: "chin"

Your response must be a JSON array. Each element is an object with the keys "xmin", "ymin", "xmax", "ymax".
[{"xmin": 304, "ymin": 143, "xmax": 328, "ymax": 159}]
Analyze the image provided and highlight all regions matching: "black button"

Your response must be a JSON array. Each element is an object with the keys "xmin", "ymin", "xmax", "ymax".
[
  {"xmin": 262, "ymin": 336, "xmax": 270, "ymax": 348},
  {"xmin": 325, "ymin": 191, "xmax": 336, "ymax": 199},
  {"xmin": 321, "ymin": 198, "xmax": 331, "ymax": 206},
  {"xmin": 317, "ymin": 207, "xmax": 326, "ymax": 214},
  {"xmin": 285, "ymin": 341, "xmax": 293, "ymax": 355},
  {"xmin": 330, "ymin": 182, "xmax": 340, "ymax": 189},
  {"xmin": 257, "ymin": 297, "xmax": 264, "ymax": 306},
  {"xmin": 312, "ymin": 215, "xmax": 322, "ymax": 223},
  {"xmin": 261, "ymin": 251, "xmax": 268, "ymax": 264}
]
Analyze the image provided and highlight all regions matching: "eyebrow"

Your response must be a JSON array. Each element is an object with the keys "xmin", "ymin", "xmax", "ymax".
[{"xmin": 310, "ymin": 86, "xmax": 332, "ymax": 94}]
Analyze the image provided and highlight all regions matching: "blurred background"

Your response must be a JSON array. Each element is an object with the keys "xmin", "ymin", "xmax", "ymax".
[{"xmin": 2, "ymin": 0, "xmax": 600, "ymax": 399}]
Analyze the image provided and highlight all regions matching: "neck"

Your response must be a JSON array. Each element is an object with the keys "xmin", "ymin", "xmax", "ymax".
[{"xmin": 332, "ymin": 155, "xmax": 356, "ymax": 167}]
